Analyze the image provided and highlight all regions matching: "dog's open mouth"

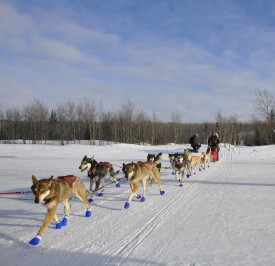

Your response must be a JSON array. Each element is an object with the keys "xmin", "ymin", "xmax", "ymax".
[{"xmin": 81, "ymin": 166, "xmax": 88, "ymax": 172}]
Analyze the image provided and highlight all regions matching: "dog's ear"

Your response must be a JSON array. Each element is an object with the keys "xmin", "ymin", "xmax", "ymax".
[
  {"xmin": 47, "ymin": 176, "xmax": 54, "ymax": 185},
  {"xmin": 84, "ymin": 155, "xmax": 87, "ymax": 160},
  {"xmin": 32, "ymin": 175, "xmax": 38, "ymax": 184}
]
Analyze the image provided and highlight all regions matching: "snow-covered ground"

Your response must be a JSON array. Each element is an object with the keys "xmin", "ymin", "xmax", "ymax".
[{"xmin": 0, "ymin": 143, "xmax": 275, "ymax": 266}]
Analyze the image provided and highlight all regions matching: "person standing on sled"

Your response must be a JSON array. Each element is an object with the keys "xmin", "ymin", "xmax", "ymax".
[
  {"xmin": 189, "ymin": 133, "xmax": 201, "ymax": 152},
  {"xmin": 208, "ymin": 131, "xmax": 220, "ymax": 161}
]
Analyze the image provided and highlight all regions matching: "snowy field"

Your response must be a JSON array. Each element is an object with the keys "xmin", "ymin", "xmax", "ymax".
[{"xmin": 0, "ymin": 143, "xmax": 275, "ymax": 266}]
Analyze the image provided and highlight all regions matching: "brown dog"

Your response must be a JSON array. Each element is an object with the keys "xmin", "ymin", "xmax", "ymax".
[
  {"xmin": 122, "ymin": 162, "xmax": 165, "ymax": 209},
  {"xmin": 201, "ymin": 146, "xmax": 211, "ymax": 169},
  {"xmin": 188, "ymin": 153, "xmax": 202, "ymax": 175},
  {"xmin": 147, "ymin": 152, "xmax": 163, "ymax": 184},
  {"xmin": 29, "ymin": 175, "xmax": 91, "ymax": 245}
]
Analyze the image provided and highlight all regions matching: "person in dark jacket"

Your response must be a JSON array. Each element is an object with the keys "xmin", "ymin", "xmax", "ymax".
[
  {"xmin": 208, "ymin": 131, "xmax": 220, "ymax": 161},
  {"xmin": 189, "ymin": 133, "xmax": 201, "ymax": 152}
]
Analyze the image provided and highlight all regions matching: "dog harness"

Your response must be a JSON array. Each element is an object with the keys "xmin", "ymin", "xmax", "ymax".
[
  {"xmin": 88, "ymin": 162, "xmax": 112, "ymax": 179},
  {"xmin": 136, "ymin": 162, "xmax": 152, "ymax": 170},
  {"xmin": 55, "ymin": 175, "xmax": 77, "ymax": 188}
]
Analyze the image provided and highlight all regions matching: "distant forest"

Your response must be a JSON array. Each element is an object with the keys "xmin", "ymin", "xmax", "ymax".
[{"xmin": 0, "ymin": 90, "xmax": 274, "ymax": 146}]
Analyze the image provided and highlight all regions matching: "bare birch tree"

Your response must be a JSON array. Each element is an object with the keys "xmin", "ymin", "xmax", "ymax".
[{"xmin": 253, "ymin": 89, "xmax": 275, "ymax": 143}]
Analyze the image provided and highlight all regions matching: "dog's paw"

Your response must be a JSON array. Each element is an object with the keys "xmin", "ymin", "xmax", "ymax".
[
  {"xmin": 172, "ymin": 171, "xmax": 175, "ymax": 175},
  {"xmin": 124, "ymin": 201, "xmax": 130, "ymax": 209},
  {"xmin": 85, "ymin": 208, "xmax": 92, "ymax": 217},
  {"xmin": 115, "ymin": 182, "xmax": 120, "ymax": 187},
  {"xmin": 160, "ymin": 190, "xmax": 165, "ymax": 195},
  {"xmin": 29, "ymin": 235, "xmax": 41, "ymax": 245},
  {"xmin": 88, "ymin": 197, "xmax": 94, "ymax": 203},
  {"xmin": 55, "ymin": 221, "xmax": 63, "ymax": 229},
  {"xmin": 179, "ymin": 183, "xmax": 184, "ymax": 187},
  {"xmin": 62, "ymin": 216, "xmax": 69, "ymax": 226},
  {"xmin": 97, "ymin": 192, "xmax": 104, "ymax": 197},
  {"xmin": 140, "ymin": 196, "xmax": 146, "ymax": 202},
  {"xmin": 136, "ymin": 194, "xmax": 141, "ymax": 200},
  {"xmin": 186, "ymin": 174, "xmax": 191, "ymax": 178}
]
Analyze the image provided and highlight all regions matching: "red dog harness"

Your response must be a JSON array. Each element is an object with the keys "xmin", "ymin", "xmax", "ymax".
[
  {"xmin": 88, "ymin": 162, "xmax": 112, "ymax": 179},
  {"xmin": 55, "ymin": 175, "xmax": 77, "ymax": 188}
]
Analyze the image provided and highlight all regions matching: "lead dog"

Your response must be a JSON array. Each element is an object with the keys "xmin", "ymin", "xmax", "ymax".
[
  {"xmin": 122, "ymin": 161, "xmax": 165, "ymax": 209},
  {"xmin": 79, "ymin": 155, "xmax": 120, "ymax": 202},
  {"xmin": 29, "ymin": 175, "xmax": 91, "ymax": 245}
]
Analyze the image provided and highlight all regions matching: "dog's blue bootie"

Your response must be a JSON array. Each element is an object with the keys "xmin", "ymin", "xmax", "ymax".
[
  {"xmin": 55, "ymin": 221, "xmax": 63, "ymax": 229},
  {"xmin": 160, "ymin": 190, "xmax": 165, "ymax": 195},
  {"xmin": 85, "ymin": 208, "xmax": 92, "ymax": 217},
  {"xmin": 172, "ymin": 171, "xmax": 175, "ymax": 175},
  {"xmin": 29, "ymin": 235, "xmax": 41, "ymax": 245},
  {"xmin": 62, "ymin": 216, "xmax": 69, "ymax": 226},
  {"xmin": 179, "ymin": 183, "xmax": 184, "ymax": 187},
  {"xmin": 136, "ymin": 194, "xmax": 141, "ymax": 200},
  {"xmin": 140, "ymin": 196, "xmax": 145, "ymax": 202},
  {"xmin": 116, "ymin": 182, "xmax": 120, "ymax": 187},
  {"xmin": 88, "ymin": 197, "xmax": 94, "ymax": 203},
  {"xmin": 186, "ymin": 174, "xmax": 191, "ymax": 178},
  {"xmin": 97, "ymin": 192, "xmax": 104, "ymax": 197},
  {"xmin": 124, "ymin": 201, "xmax": 130, "ymax": 209}
]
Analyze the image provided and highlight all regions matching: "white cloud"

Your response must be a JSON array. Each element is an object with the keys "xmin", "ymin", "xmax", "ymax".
[{"xmin": 1, "ymin": 0, "xmax": 275, "ymax": 122}]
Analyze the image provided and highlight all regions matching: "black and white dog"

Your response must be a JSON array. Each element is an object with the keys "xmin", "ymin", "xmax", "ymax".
[
  {"xmin": 79, "ymin": 155, "xmax": 120, "ymax": 202},
  {"xmin": 146, "ymin": 152, "xmax": 162, "ymax": 172},
  {"xmin": 169, "ymin": 151, "xmax": 191, "ymax": 187}
]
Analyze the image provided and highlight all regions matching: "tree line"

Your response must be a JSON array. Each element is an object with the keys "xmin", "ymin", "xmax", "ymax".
[{"xmin": 0, "ymin": 90, "xmax": 274, "ymax": 146}]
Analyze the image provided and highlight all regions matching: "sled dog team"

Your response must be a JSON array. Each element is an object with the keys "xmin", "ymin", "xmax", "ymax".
[{"xmin": 29, "ymin": 147, "xmax": 213, "ymax": 245}]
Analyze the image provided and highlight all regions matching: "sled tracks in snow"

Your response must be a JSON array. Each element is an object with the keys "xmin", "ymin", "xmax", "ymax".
[{"xmin": 103, "ymin": 183, "xmax": 199, "ymax": 265}]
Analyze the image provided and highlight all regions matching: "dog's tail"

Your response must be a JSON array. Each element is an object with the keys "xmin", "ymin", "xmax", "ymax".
[{"xmin": 155, "ymin": 152, "xmax": 162, "ymax": 159}]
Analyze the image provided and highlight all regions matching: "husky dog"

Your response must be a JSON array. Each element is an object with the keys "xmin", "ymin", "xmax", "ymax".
[
  {"xmin": 122, "ymin": 161, "xmax": 165, "ymax": 209},
  {"xmin": 147, "ymin": 152, "xmax": 163, "ymax": 184},
  {"xmin": 201, "ymin": 146, "xmax": 211, "ymax": 169},
  {"xmin": 147, "ymin": 154, "xmax": 155, "ymax": 163},
  {"xmin": 168, "ymin": 153, "xmax": 177, "ymax": 173},
  {"xmin": 79, "ymin": 155, "xmax": 120, "ymax": 202},
  {"xmin": 29, "ymin": 175, "xmax": 91, "ymax": 246},
  {"xmin": 188, "ymin": 152, "xmax": 203, "ymax": 175},
  {"xmin": 173, "ymin": 151, "xmax": 191, "ymax": 186},
  {"xmin": 147, "ymin": 152, "xmax": 162, "ymax": 170}
]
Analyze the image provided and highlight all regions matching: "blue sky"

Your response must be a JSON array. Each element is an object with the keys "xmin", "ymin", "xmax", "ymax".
[{"xmin": 1, "ymin": 0, "xmax": 275, "ymax": 122}]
